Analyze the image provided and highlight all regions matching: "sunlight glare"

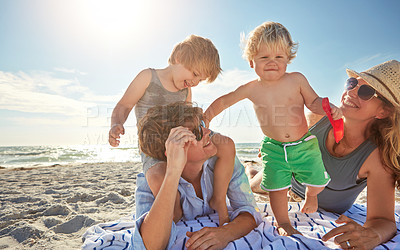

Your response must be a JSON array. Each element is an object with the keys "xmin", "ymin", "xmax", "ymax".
[{"xmin": 83, "ymin": 0, "xmax": 144, "ymax": 37}]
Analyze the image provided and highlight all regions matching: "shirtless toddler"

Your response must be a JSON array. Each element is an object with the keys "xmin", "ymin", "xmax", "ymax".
[{"xmin": 204, "ymin": 21, "xmax": 342, "ymax": 236}]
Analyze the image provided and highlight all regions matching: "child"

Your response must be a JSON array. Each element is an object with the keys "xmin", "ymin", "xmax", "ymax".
[
  {"xmin": 108, "ymin": 35, "xmax": 234, "ymax": 226},
  {"xmin": 204, "ymin": 22, "xmax": 342, "ymax": 236}
]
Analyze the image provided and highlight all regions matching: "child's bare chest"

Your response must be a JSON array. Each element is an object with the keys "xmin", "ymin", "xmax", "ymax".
[{"xmin": 249, "ymin": 83, "xmax": 303, "ymax": 108}]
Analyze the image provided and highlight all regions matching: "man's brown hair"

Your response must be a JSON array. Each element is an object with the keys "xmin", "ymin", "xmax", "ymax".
[{"xmin": 138, "ymin": 102, "xmax": 203, "ymax": 161}]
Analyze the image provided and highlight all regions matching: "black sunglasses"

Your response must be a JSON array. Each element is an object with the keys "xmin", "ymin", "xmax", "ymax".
[
  {"xmin": 192, "ymin": 120, "xmax": 206, "ymax": 141},
  {"xmin": 345, "ymin": 77, "xmax": 380, "ymax": 101}
]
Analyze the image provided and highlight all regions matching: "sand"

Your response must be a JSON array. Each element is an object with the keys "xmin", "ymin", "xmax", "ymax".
[
  {"xmin": 0, "ymin": 162, "xmax": 140, "ymax": 249},
  {"xmin": 0, "ymin": 161, "xmax": 395, "ymax": 249}
]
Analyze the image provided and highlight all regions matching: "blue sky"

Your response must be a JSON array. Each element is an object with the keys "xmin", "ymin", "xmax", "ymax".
[{"xmin": 0, "ymin": 0, "xmax": 399, "ymax": 146}]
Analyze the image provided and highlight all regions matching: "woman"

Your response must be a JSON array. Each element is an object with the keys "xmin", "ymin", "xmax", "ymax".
[
  {"xmin": 133, "ymin": 102, "xmax": 262, "ymax": 249},
  {"xmin": 246, "ymin": 60, "xmax": 400, "ymax": 249}
]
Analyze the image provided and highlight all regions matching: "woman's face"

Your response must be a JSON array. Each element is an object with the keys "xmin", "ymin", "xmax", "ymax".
[
  {"xmin": 340, "ymin": 77, "xmax": 386, "ymax": 120},
  {"xmin": 185, "ymin": 120, "xmax": 217, "ymax": 163}
]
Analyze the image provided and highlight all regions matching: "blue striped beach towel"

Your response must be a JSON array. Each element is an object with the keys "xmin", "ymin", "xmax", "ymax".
[{"xmin": 82, "ymin": 203, "xmax": 400, "ymax": 249}]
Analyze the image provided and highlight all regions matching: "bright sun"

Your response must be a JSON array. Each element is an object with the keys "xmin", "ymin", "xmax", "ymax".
[{"xmin": 82, "ymin": 0, "xmax": 145, "ymax": 36}]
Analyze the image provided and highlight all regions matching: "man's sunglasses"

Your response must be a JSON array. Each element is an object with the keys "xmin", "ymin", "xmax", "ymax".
[
  {"xmin": 345, "ymin": 77, "xmax": 380, "ymax": 101},
  {"xmin": 192, "ymin": 120, "xmax": 206, "ymax": 141}
]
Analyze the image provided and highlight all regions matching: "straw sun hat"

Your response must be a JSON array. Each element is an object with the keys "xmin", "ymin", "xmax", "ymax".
[{"xmin": 346, "ymin": 59, "xmax": 400, "ymax": 107}]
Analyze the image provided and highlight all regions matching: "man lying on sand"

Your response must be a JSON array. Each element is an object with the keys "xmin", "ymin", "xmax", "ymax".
[{"xmin": 133, "ymin": 102, "xmax": 262, "ymax": 249}]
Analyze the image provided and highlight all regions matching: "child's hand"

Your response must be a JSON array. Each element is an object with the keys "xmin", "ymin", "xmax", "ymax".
[
  {"xmin": 330, "ymin": 105, "xmax": 343, "ymax": 120},
  {"xmin": 109, "ymin": 124, "xmax": 125, "ymax": 147}
]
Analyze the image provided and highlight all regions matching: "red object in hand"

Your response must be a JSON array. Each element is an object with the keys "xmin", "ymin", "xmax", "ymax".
[{"xmin": 322, "ymin": 97, "xmax": 344, "ymax": 143}]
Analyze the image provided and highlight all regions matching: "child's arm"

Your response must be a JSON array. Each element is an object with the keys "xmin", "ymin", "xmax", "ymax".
[
  {"xmin": 209, "ymin": 133, "xmax": 236, "ymax": 225},
  {"xmin": 298, "ymin": 73, "xmax": 342, "ymax": 120},
  {"xmin": 109, "ymin": 69, "xmax": 152, "ymax": 147},
  {"xmin": 204, "ymin": 83, "xmax": 250, "ymax": 126},
  {"xmin": 186, "ymin": 88, "xmax": 192, "ymax": 102}
]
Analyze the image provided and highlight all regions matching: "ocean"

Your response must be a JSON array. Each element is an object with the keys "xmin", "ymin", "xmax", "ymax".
[{"xmin": 0, "ymin": 143, "xmax": 261, "ymax": 169}]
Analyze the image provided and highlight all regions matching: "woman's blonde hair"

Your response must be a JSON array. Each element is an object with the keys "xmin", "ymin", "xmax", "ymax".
[
  {"xmin": 242, "ymin": 21, "xmax": 298, "ymax": 63},
  {"xmin": 169, "ymin": 35, "xmax": 222, "ymax": 83},
  {"xmin": 369, "ymin": 104, "xmax": 400, "ymax": 190},
  {"xmin": 138, "ymin": 102, "xmax": 203, "ymax": 161}
]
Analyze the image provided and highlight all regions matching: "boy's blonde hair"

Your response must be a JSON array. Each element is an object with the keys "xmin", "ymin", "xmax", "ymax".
[
  {"xmin": 242, "ymin": 21, "xmax": 298, "ymax": 63},
  {"xmin": 169, "ymin": 35, "xmax": 222, "ymax": 82}
]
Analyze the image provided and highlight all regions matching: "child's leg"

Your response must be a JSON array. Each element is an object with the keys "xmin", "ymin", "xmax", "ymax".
[
  {"xmin": 209, "ymin": 134, "xmax": 235, "ymax": 226},
  {"xmin": 244, "ymin": 163, "xmax": 268, "ymax": 194},
  {"xmin": 301, "ymin": 186, "xmax": 324, "ymax": 214},
  {"xmin": 269, "ymin": 189, "xmax": 302, "ymax": 236}
]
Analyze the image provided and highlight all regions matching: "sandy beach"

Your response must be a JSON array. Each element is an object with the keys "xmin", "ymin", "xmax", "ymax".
[
  {"xmin": 0, "ymin": 161, "xmax": 396, "ymax": 249},
  {"xmin": 0, "ymin": 162, "xmax": 140, "ymax": 249}
]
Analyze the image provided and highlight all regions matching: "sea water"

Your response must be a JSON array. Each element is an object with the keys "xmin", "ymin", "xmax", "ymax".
[{"xmin": 0, "ymin": 143, "xmax": 261, "ymax": 169}]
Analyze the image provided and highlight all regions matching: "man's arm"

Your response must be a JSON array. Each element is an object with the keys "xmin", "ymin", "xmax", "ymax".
[
  {"xmin": 139, "ymin": 127, "xmax": 196, "ymax": 249},
  {"xmin": 185, "ymin": 212, "xmax": 256, "ymax": 249}
]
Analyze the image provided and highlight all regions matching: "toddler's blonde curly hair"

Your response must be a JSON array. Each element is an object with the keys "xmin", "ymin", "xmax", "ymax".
[{"xmin": 242, "ymin": 21, "xmax": 298, "ymax": 63}]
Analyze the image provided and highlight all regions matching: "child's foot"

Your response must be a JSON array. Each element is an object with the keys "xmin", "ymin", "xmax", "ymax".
[
  {"xmin": 301, "ymin": 194, "xmax": 318, "ymax": 214},
  {"xmin": 275, "ymin": 222, "xmax": 302, "ymax": 236},
  {"xmin": 209, "ymin": 196, "xmax": 229, "ymax": 226}
]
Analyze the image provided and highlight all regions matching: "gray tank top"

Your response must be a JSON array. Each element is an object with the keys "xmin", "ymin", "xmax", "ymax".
[
  {"xmin": 291, "ymin": 116, "xmax": 377, "ymax": 213},
  {"xmin": 134, "ymin": 68, "xmax": 188, "ymax": 125}
]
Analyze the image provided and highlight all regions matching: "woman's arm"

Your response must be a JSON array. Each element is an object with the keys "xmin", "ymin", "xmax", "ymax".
[
  {"xmin": 363, "ymin": 149, "xmax": 396, "ymax": 245},
  {"xmin": 322, "ymin": 149, "xmax": 396, "ymax": 249}
]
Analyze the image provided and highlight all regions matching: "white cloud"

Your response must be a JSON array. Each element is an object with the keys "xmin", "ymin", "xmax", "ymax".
[
  {"xmin": 7, "ymin": 116, "xmax": 83, "ymax": 126},
  {"xmin": 341, "ymin": 53, "xmax": 397, "ymax": 72},
  {"xmin": 0, "ymin": 70, "xmax": 114, "ymax": 117},
  {"xmin": 193, "ymin": 68, "xmax": 256, "ymax": 105},
  {"xmin": 54, "ymin": 67, "xmax": 87, "ymax": 75}
]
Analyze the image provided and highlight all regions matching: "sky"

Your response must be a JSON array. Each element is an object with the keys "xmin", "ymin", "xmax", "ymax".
[{"xmin": 0, "ymin": 0, "xmax": 399, "ymax": 146}]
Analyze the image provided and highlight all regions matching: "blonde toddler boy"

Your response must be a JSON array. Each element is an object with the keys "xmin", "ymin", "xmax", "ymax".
[{"xmin": 204, "ymin": 22, "xmax": 342, "ymax": 235}]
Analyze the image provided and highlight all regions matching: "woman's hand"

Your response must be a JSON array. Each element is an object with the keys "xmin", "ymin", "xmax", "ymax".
[
  {"xmin": 322, "ymin": 215, "xmax": 380, "ymax": 249},
  {"xmin": 185, "ymin": 226, "xmax": 231, "ymax": 250},
  {"xmin": 165, "ymin": 126, "xmax": 197, "ymax": 175}
]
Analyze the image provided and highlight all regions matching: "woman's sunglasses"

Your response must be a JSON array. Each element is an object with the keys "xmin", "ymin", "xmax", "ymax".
[
  {"xmin": 192, "ymin": 120, "xmax": 206, "ymax": 141},
  {"xmin": 345, "ymin": 77, "xmax": 380, "ymax": 101}
]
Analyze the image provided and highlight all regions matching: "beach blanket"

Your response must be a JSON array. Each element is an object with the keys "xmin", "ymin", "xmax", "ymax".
[{"xmin": 82, "ymin": 202, "xmax": 400, "ymax": 249}]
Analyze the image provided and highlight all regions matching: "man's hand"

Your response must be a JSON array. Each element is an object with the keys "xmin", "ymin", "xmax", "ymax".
[
  {"xmin": 185, "ymin": 227, "xmax": 231, "ymax": 250},
  {"xmin": 109, "ymin": 124, "xmax": 125, "ymax": 147},
  {"xmin": 165, "ymin": 126, "xmax": 197, "ymax": 176}
]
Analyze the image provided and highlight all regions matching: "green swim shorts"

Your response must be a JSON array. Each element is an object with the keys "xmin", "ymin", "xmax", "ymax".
[{"xmin": 260, "ymin": 132, "xmax": 330, "ymax": 191}]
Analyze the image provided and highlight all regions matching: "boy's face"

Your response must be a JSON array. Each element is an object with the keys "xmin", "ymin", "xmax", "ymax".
[
  {"xmin": 173, "ymin": 63, "xmax": 207, "ymax": 90},
  {"xmin": 251, "ymin": 44, "xmax": 289, "ymax": 82}
]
